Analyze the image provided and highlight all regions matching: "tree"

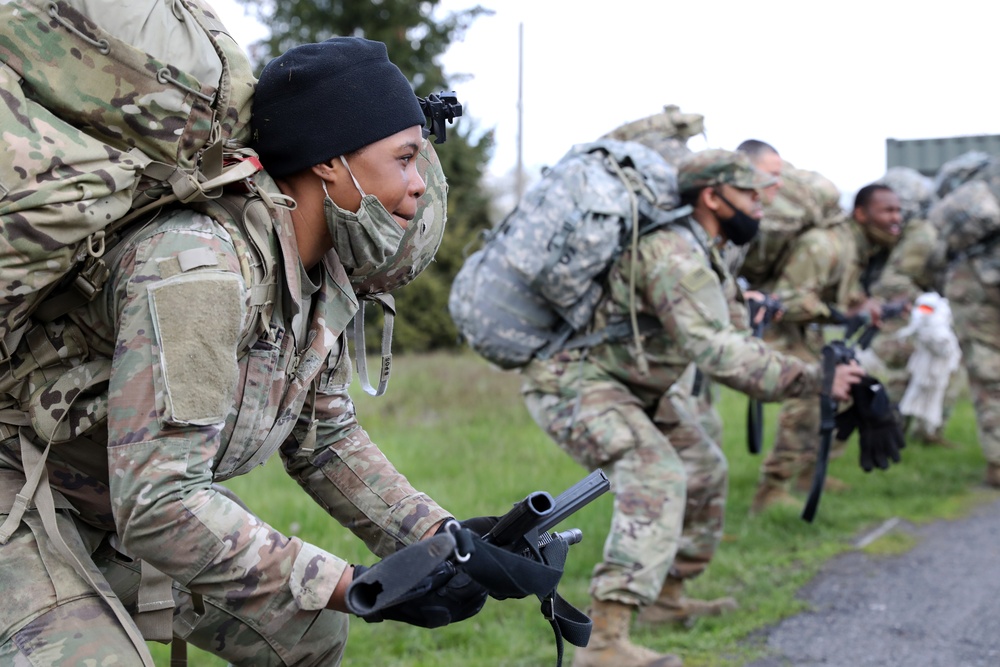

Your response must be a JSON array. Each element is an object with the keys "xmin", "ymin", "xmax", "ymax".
[{"xmin": 236, "ymin": 0, "xmax": 498, "ymax": 352}]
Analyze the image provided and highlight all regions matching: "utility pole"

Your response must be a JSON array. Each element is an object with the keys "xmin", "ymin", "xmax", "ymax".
[{"xmin": 516, "ymin": 21, "xmax": 524, "ymax": 200}]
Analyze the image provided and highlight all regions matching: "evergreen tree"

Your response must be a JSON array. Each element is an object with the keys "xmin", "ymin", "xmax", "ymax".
[{"xmin": 237, "ymin": 0, "xmax": 498, "ymax": 351}]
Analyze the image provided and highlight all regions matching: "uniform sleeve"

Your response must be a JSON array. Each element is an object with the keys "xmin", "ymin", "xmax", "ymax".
[
  {"xmin": 105, "ymin": 211, "xmax": 344, "ymax": 617},
  {"xmin": 769, "ymin": 229, "xmax": 843, "ymax": 322},
  {"xmin": 634, "ymin": 232, "xmax": 823, "ymax": 401},
  {"xmin": 280, "ymin": 345, "xmax": 451, "ymax": 559}
]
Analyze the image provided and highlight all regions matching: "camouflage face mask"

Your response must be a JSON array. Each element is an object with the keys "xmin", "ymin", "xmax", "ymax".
[{"xmin": 322, "ymin": 158, "xmax": 406, "ymax": 279}]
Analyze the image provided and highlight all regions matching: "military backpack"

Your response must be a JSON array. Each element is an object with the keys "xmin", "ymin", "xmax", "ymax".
[
  {"xmin": 739, "ymin": 164, "xmax": 848, "ymax": 288},
  {"xmin": 448, "ymin": 139, "xmax": 688, "ymax": 369},
  {"xmin": 0, "ymin": 0, "xmax": 261, "ymax": 357}
]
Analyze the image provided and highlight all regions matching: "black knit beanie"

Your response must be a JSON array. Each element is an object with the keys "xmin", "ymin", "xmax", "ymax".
[{"xmin": 251, "ymin": 37, "xmax": 426, "ymax": 178}]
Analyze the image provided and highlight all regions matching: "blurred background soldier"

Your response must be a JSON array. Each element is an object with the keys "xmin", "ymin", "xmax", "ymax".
[
  {"xmin": 929, "ymin": 152, "xmax": 1000, "ymax": 488},
  {"xmin": 522, "ymin": 149, "xmax": 863, "ymax": 667},
  {"xmin": 858, "ymin": 168, "xmax": 964, "ymax": 444},
  {"xmin": 744, "ymin": 175, "xmax": 885, "ymax": 514}
]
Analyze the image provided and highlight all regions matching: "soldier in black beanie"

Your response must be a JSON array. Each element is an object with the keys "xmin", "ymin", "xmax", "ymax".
[{"xmin": 251, "ymin": 36, "xmax": 430, "ymax": 275}]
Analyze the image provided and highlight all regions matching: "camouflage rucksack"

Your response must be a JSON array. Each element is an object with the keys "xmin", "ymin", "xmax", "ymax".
[
  {"xmin": 600, "ymin": 104, "xmax": 705, "ymax": 166},
  {"xmin": 929, "ymin": 155, "xmax": 1000, "ymax": 270},
  {"xmin": 739, "ymin": 163, "xmax": 847, "ymax": 288},
  {"xmin": 448, "ymin": 139, "xmax": 688, "ymax": 369},
  {"xmin": 0, "ymin": 0, "xmax": 259, "ymax": 356}
]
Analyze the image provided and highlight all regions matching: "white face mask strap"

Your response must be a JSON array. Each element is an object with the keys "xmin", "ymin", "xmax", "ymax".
[{"xmin": 339, "ymin": 155, "xmax": 368, "ymax": 197}]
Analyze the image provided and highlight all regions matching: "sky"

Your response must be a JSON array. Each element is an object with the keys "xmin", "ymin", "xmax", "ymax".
[{"xmin": 212, "ymin": 0, "xmax": 999, "ymax": 206}]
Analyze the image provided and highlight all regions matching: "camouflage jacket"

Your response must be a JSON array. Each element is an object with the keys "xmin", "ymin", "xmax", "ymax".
[
  {"xmin": 869, "ymin": 216, "xmax": 939, "ymax": 303},
  {"xmin": 764, "ymin": 219, "xmax": 870, "ymax": 324},
  {"xmin": 522, "ymin": 217, "xmax": 823, "ymax": 409},
  {"xmin": 0, "ymin": 174, "xmax": 449, "ymax": 618}
]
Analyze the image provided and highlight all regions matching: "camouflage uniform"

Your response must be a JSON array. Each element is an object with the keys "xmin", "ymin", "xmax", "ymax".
[
  {"xmin": 932, "ymin": 159, "xmax": 1000, "ymax": 479},
  {"xmin": 0, "ymin": 165, "xmax": 451, "ymax": 664},
  {"xmin": 754, "ymin": 215, "xmax": 870, "ymax": 492},
  {"xmin": 522, "ymin": 211, "xmax": 823, "ymax": 607}
]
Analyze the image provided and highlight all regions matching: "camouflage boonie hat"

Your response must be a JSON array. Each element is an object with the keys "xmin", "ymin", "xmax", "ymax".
[{"xmin": 677, "ymin": 148, "xmax": 777, "ymax": 194}]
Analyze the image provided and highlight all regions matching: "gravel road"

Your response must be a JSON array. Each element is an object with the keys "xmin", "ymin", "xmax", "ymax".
[{"xmin": 743, "ymin": 496, "xmax": 1000, "ymax": 667}]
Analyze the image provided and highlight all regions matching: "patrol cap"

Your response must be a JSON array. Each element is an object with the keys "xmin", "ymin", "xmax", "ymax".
[{"xmin": 677, "ymin": 148, "xmax": 777, "ymax": 194}]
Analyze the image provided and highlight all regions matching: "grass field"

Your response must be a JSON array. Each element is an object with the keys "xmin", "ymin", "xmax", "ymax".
[{"xmin": 156, "ymin": 350, "xmax": 996, "ymax": 666}]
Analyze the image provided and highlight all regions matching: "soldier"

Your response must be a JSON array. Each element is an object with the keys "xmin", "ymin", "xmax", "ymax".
[
  {"xmin": 748, "ymin": 180, "xmax": 889, "ymax": 514},
  {"xmin": 736, "ymin": 139, "xmax": 784, "ymax": 206},
  {"xmin": 0, "ymin": 37, "xmax": 490, "ymax": 665},
  {"xmin": 521, "ymin": 149, "xmax": 865, "ymax": 667},
  {"xmin": 862, "ymin": 168, "xmax": 963, "ymax": 443},
  {"xmin": 930, "ymin": 152, "xmax": 1000, "ymax": 488}
]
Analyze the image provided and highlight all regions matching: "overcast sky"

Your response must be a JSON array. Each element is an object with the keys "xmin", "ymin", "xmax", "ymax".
[{"xmin": 212, "ymin": 0, "xmax": 998, "ymax": 205}]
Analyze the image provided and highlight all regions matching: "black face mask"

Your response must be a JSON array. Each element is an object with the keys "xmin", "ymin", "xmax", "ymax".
[{"xmin": 714, "ymin": 191, "xmax": 761, "ymax": 246}]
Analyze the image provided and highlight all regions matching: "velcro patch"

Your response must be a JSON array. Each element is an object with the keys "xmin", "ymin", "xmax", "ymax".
[
  {"xmin": 680, "ymin": 265, "xmax": 715, "ymax": 293},
  {"xmin": 148, "ymin": 272, "xmax": 245, "ymax": 426}
]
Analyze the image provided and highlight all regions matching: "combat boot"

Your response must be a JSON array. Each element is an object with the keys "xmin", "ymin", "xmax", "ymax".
[
  {"xmin": 572, "ymin": 599, "xmax": 682, "ymax": 667},
  {"xmin": 749, "ymin": 481, "xmax": 799, "ymax": 515},
  {"xmin": 986, "ymin": 463, "xmax": 1000, "ymax": 489},
  {"xmin": 636, "ymin": 576, "xmax": 737, "ymax": 626},
  {"xmin": 794, "ymin": 467, "xmax": 851, "ymax": 494}
]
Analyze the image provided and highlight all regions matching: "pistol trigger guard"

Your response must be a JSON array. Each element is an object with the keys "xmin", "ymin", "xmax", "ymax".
[{"xmin": 443, "ymin": 519, "xmax": 472, "ymax": 563}]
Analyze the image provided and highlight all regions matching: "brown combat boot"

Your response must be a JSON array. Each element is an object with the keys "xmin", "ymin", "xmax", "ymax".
[
  {"xmin": 986, "ymin": 463, "xmax": 1000, "ymax": 489},
  {"xmin": 749, "ymin": 481, "xmax": 800, "ymax": 515},
  {"xmin": 572, "ymin": 599, "xmax": 682, "ymax": 667},
  {"xmin": 793, "ymin": 468, "xmax": 852, "ymax": 494},
  {"xmin": 636, "ymin": 576, "xmax": 737, "ymax": 626}
]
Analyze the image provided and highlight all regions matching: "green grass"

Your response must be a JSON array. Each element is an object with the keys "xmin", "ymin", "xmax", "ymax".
[{"xmin": 152, "ymin": 350, "xmax": 996, "ymax": 666}]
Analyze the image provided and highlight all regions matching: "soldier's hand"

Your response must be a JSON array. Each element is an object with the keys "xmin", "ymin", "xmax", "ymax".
[
  {"xmin": 351, "ymin": 561, "xmax": 488, "ymax": 628},
  {"xmin": 851, "ymin": 376, "xmax": 905, "ymax": 472},
  {"xmin": 831, "ymin": 361, "xmax": 865, "ymax": 401}
]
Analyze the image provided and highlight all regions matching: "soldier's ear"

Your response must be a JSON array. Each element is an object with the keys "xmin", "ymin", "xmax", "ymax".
[
  {"xmin": 702, "ymin": 187, "xmax": 722, "ymax": 213},
  {"xmin": 311, "ymin": 158, "xmax": 342, "ymax": 184}
]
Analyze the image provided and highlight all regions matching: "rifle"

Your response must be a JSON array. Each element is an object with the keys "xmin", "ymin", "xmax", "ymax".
[
  {"xmin": 746, "ymin": 292, "xmax": 784, "ymax": 455},
  {"xmin": 841, "ymin": 300, "xmax": 909, "ymax": 350},
  {"xmin": 484, "ymin": 468, "xmax": 610, "ymax": 555},
  {"xmin": 802, "ymin": 339, "xmax": 855, "ymax": 523},
  {"xmin": 347, "ymin": 469, "xmax": 611, "ymax": 666}
]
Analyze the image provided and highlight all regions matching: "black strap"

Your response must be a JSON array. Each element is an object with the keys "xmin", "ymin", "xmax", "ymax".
[
  {"xmin": 802, "ymin": 345, "xmax": 839, "ymax": 522},
  {"xmin": 464, "ymin": 536, "xmax": 589, "ymax": 667},
  {"xmin": 747, "ymin": 398, "xmax": 763, "ymax": 455}
]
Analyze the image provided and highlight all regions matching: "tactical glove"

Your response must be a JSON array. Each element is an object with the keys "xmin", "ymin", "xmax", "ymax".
[
  {"xmin": 351, "ymin": 561, "xmax": 487, "ymax": 628},
  {"xmin": 835, "ymin": 375, "xmax": 905, "ymax": 472}
]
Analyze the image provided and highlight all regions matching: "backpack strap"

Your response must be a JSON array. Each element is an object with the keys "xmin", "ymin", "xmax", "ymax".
[{"xmin": 350, "ymin": 294, "xmax": 396, "ymax": 397}]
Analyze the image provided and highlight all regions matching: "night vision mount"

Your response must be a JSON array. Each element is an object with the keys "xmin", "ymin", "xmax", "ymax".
[{"xmin": 419, "ymin": 91, "xmax": 463, "ymax": 144}]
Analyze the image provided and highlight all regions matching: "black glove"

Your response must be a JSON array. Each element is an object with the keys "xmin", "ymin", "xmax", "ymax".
[
  {"xmin": 351, "ymin": 561, "xmax": 487, "ymax": 628},
  {"xmin": 836, "ymin": 376, "xmax": 905, "ymax": 472}
]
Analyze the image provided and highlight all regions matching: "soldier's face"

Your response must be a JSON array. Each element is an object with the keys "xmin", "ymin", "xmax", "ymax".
[
  {"xmin": 715, "ymin": 184, "xmax": 764, "ymax": 220},
  {"xmin": 331, "ymin": 125, "xmax": 427, "ymax": 229},
  {"xmin": 857, "ymin": 190, "xmax": 903, "ymax": 243},
  {"xmin": 752, "ymin": 151, "xmax": 783, "ymax": 205}
]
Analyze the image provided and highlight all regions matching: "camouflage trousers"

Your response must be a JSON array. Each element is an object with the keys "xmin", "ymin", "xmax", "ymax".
[
  {"xmin": 524, "ymin": 379, "xmax": 728, "ymax": 607},
  {"xmin": 948, "ymin": 332, "xmax": 1000, "ymax": 466},
  {"xmin": 0, "ymin": 470, "xmax": 347, "ymax": 666}
]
